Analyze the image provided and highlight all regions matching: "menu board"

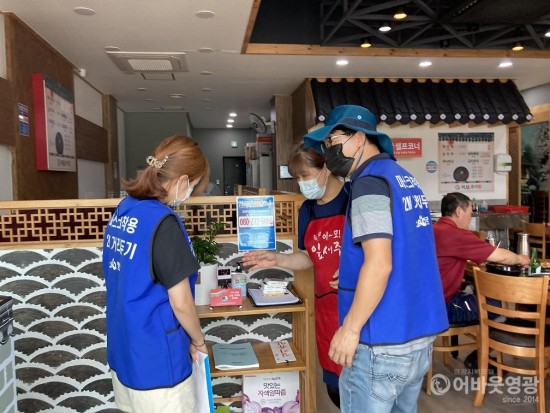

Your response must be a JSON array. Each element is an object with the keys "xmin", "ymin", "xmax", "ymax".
[
  {"xmin": 32, "ymin": 73, "xmax": 76, "ymax": 171},
  {"xmin": 438, "ymin": 133, "xmax": 494, "ymax": 192}
]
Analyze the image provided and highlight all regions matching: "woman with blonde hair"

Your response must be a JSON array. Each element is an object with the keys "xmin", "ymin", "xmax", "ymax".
[{"xmin": 103, "ymin": 135, "xmax": 209, "ymax": 413}]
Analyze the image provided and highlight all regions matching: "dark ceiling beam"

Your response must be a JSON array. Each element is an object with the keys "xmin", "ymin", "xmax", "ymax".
[
  {"xmin": 484, "ymin": 34, "xmax": 537, "ymax": 47},
  {"xmin": 443, "ymin": 0, "xmax": 485, "ymax": 20},
  {"xmin": 321, "ymin": 0, "xmax": 341, "ymax": 25},
  {"xmin": 411, "ymin": 0, "xmax": 438, "ymax": 19},
  {"xmin": 321, "ymin": 0, "xmax": 364, "ymax": 45},
  {"xmin": 441, "ymin": 24, "xmax": 474, "ymax": 48},
  {"xmin": 348, "ymin": 18, "xmax": 399, "ymax": 47},
  {"xmin": 407, "ymin": 25, "xmax": 498, "ymax": 47},
  {"xmin": 401, "ymin": 24, "xmax": 435, "ymax": 47},
  {"xmin": 525, "ymin": 24, "xmax": 544, "ymax": 49},
  {"xmin": 345, "ymin": 13, "xmax": 431, "ymax": 22},
  {"xmin": 353, "ymin": 0, "xmax": 411, "ymax": 17},
  {"xmin": 477, "ymin": 26, "xmax": 516, "ymax": 47}
]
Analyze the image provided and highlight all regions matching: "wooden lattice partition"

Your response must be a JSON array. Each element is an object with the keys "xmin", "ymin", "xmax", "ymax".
[{"xmin": 0, "ymin": 194, "xmax": 304, "ymax": 248}]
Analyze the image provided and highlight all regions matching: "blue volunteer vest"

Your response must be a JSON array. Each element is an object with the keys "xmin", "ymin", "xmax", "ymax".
[
  {"xmin": 102, "ymin": 196, "xmax": 198, "ymax": 389},
  {"xmin": 338, "ymin": 159, "xmax": 448, "ymax": 345}
]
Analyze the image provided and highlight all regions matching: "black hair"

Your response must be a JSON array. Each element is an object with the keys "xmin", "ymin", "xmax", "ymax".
[{"xmin": 441, "ymin": 192, "xmax": 471, "ymax": 217}]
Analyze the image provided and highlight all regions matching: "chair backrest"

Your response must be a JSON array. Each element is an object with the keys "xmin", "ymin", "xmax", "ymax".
[
  {"xmin": 473, "ymin": 267, "xmax": 549, "ymax": 347},
  {"xmin": 524, "ymin": 222, "xmax": 547, "ymax": 260}
]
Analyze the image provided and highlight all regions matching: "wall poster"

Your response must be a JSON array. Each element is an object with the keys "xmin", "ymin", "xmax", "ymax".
[
  {"xmin": 32, "ymin": 73, "xmax": 76, "ymax": 171},
  {"xmin": 438, "ymin": 133, "xmax": 494, "ymax": 193},
  {"xmin": 236, "ymin": 196, "xmax": 276, "ymax": 251}
]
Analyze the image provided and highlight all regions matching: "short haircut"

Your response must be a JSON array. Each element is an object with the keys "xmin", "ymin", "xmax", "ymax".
[{"xmin": 441, "ymin": 192, "xmax": 471, "ymax": 217}]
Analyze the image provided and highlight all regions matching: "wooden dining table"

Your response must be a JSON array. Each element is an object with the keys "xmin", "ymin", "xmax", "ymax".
[{"xmin": 464, "ymin": 260, "xmax": 550, "ymax": 304}]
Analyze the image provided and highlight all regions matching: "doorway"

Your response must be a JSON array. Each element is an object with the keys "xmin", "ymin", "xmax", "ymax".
[{"xmin": 223, "ymin": 156, "xmax": 246, "ymax": 195}]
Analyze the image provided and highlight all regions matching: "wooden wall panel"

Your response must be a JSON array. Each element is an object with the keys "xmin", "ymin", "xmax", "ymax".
[
  {"xmin": 75, "ymin": 115, "xmax": 108, "ymax": 162},
  {"xmin": 292, "ymin": 79, "xmax": 317, "ymax": 143},
  {"xmin": 272, "ymin": 95, "xmax": 299, "ymax": 192},
  {"xmin": 508, "ymin": 125, "xmax": 520, "ymax": 205},
  {"xmin": 0, "ymin": 77, "xmax": 16, "ymax": 145},
  {"xmin": 4, "ymin": 13, "xmax": 77, "ymax": 200},
  {"xmin": 102, "ymin": 94, "xmax": 120, "ymax": 195}
]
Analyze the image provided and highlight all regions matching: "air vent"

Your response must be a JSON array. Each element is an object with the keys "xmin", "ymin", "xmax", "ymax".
[{"xmin": 106, "ymin": 51, "xmax": 188, "ymax": 73}]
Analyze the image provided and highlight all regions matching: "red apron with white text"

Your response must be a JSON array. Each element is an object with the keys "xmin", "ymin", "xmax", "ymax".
[{"xmin": 303, "ymin": 202, "xmax": 345, "ymax": 377}]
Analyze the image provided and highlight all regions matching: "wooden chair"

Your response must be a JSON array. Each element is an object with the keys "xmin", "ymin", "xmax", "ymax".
[
  {"xmin": 523, "ymin": 221, "xmax": 548, "ymax": 260},
  {"xmin": 472, "ymin": 267, "xmax": 550, "ymax": 413},
  {"xmin": 426, "ymin": 322, "xmax": 478, "ymax": 395},
  {"xmin": 532, "ymin": 190, "xmax": 549, "ymax": 223}
]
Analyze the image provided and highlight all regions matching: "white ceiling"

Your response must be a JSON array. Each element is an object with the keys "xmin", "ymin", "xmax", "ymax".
[{"xmin": 1, "ymin": 0, "xmax": 550, "ymax": 129}]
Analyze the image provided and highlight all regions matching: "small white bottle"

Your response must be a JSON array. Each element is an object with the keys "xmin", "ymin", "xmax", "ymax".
[{"xmin": 231, "ymin": 261, "xmax": 247, "ymax": 297}]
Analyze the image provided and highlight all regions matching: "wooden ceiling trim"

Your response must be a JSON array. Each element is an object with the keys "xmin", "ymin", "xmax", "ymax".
[
  {"xmin": 244, "ymin": 43, "xmax": 550, "ymax": 59},
  {"xmin": 241, "ymin": 0, "xmax": 262, "ymax": 55}
]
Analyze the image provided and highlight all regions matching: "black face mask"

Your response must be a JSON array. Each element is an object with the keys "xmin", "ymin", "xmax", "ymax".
[{"xmin": 325, "ymin": 143, "xmax": 355, "ymax": 178}]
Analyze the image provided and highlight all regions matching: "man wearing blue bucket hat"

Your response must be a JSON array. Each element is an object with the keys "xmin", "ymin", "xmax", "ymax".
[{"xmin": 304, "ymin": 105, "xmax": 448, "ymax": 413}]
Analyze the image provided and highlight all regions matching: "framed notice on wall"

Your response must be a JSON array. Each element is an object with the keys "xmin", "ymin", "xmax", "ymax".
[
  {"xmin": 32, "ymin": 73, "xmax": 76, "ymax": 171},
  {"xmin": 236, "ymin": 196, "xmax": 276, "ymax": 251},
  {"xmin": 438, "ymin": 133, "xmax": 494, "ymax": 193}
]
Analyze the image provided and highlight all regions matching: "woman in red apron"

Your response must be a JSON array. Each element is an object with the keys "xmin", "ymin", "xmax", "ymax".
[{"xmin": 243, "ymin": 144, "xmax": 349, "ymax": 408}]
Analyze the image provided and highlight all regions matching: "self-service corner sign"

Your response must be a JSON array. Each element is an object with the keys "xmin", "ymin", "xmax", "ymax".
[
  {"xmin": 392, "ymin": 138, "xmax": 422, "ymax": 157},
  {"xmin": 236, "ymin": 196, "xmax": 276, "ymax": 251}
]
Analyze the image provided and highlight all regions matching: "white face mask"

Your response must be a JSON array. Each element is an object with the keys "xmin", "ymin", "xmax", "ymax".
[
  {"xmin": 170, "ymin": 179, "xmax": 194, "ymax": 207},
  {"xmin": 297, "ymin": 169, "xmax": 327, "ymax": 200}
]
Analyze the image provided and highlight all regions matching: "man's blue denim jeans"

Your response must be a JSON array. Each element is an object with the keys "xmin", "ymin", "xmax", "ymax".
[{"xmin": 339, "ymin": 343, "xmax": 432, "ymax": 413}]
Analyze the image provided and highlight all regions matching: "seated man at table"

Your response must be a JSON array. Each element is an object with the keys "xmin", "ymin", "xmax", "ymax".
[{"xmin": 433, "ymin": 192, "xmax": 529, "ymax": 367}]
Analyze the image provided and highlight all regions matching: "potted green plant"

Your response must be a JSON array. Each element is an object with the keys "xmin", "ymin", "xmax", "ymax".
[
  {"xmin": 191, "ymin": 222, "xmax": 225, "ymax": 305},
  {"xmin": 190, "ymin": 221, "xmax": 225, "ymax": 265}
]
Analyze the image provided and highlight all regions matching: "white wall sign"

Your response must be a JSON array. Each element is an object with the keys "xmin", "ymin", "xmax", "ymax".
[{"xmin": 438, "ymin": 133, "xmax": 494, "ymax": 192}]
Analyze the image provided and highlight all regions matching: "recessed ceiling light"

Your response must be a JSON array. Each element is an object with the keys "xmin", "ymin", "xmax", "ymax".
[
  {"xmin": 198, "ymin": 47, "xmax": 214, "ymax": 53},
  {"xmin": 226, "ymin": 124, "xmax": 233, "ymax": 128},
  {"xmin": 419, "ymin": 60, "xmax": 432, "ymax": 67},
  {"xmin": 201, "ymin": 88, "xmax": 213, "ymax": 92},
  {"xmin": 202, "ymin": 98, "xmax": 211, "ymax": 102},
  {"xmin": 229, "ymin": 112, "xmax": 237, "ymax": 117},
  {"xmin": 393, "ymin": 10, "xmax": 407, "ymax": 20},
  {"xmin": 227, "ymin": 119, "xmax": 235, "ymax": 123},
  {"xmin": 104, "ymin": 46, "xmax": 121, "ymax": 52},
  {"xmin": 169, "ymin": 94, "xmax": 185, "ymax": 99},
  {"xmin": 196, "ymin": 10, "xmax": 215, "ymax": 19},
  {"xmin": 498, "ymin": 61, "xmax": 513, "ymax": 68},
  {"xmin": 204, "ymin": 107, "xmax": 212, "ymax": 110},
  {"xmin": 379, "ymin": 22, "xmax": 391, "ymax": 32},
  {"xmin": 512, "ymin": 42, "xmax": 524, "ymax": 51},
  {"xmin": 137, "ymin": 87, "xmax": 147, "ymax": 92},
  {"xmin": 145, "ymin": 98, "xmax": 154, "ymax": 102},
  {"xmin": 336, "ymin": 59, "xmax": 349, "ymax": 66},
  {"xmin": 200, "ymin": 71, "xmax": 213, "ymax": 75},
  {"xmin": 74, "ymin": 7, "xmax": 95, "ymax": 16},
  {"xmin": 360, "ymin": 39, "xmax": 372, "ymax": 48}
]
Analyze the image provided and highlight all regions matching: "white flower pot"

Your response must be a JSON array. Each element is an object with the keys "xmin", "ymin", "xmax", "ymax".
[{"xmin": 194, "ymin": 263, "xmax": 218, "ymax": 305}]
